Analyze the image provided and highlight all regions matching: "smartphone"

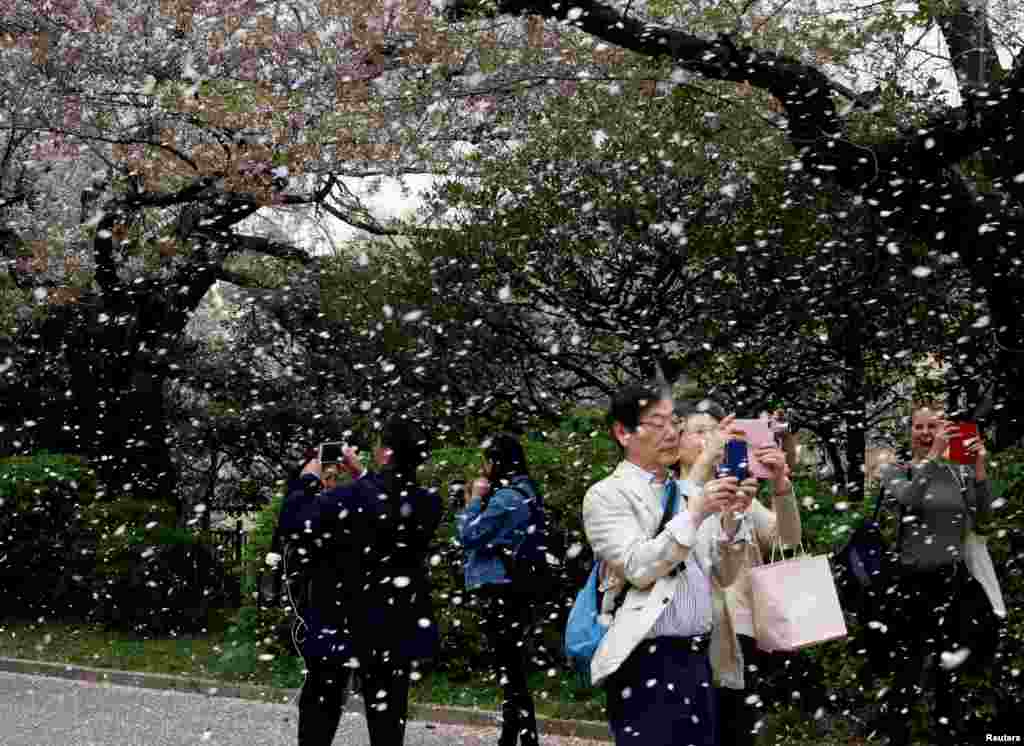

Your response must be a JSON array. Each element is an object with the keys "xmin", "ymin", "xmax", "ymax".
[
  {"xmin": 947, "ymin": 422, "xmax": 979, "ymax": 465},
  {"xmin": 718, "ymin": 439, "xmax": 749, "ymax": 481},
  {"xmin": 318, "ymin": 441, "xmax": 346, "ymax": 465},
  {"xmin": 733, "ymin": 418, "xmax": 775, "ymax": 479}
]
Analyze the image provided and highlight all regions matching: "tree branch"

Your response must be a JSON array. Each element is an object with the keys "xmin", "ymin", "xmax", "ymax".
[
  {"xmin": 207, "ymin": 233, "xmax": 316, "ymax": 264},
  {"xmin": 318, "ymin": 200, "xmax": 408, "ymax": 236}
]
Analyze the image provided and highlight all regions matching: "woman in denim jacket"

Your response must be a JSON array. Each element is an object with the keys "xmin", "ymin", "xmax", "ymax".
[{"xmin": 457, "ymin": 433, "xmax": 542, "ymax": 746}]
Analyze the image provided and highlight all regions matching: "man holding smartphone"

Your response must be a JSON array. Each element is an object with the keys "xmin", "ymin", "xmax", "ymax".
[
  {"xmin": 582, "ymin": 383, "xmax": 748, "ymax": 746},
  {"xmin": 274, "ymin": 419, "xmax": 442, "ymax": 746}
]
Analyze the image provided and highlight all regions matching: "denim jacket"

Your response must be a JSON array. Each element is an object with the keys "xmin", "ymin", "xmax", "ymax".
[{"xmin": 456, "ymin": 475, "xmax": 537, "ymax": 590}]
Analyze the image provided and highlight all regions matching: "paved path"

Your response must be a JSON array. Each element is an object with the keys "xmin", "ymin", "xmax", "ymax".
[{"xmin": 0, "ymin": 672, "xmax": 607, "ymax": 746}]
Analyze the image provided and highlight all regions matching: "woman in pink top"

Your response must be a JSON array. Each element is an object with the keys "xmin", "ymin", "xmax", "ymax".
[{"xmin": 673, "ymin": 401, "xmax": 803, "ymax": 746}]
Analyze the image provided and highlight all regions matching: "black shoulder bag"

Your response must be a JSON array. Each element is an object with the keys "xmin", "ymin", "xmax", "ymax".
[{"xmin": 834, "ymin": 471, "xmax": 906, "ymax": 619}]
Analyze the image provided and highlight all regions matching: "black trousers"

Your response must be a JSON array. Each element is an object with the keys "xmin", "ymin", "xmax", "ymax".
[
  {"xmin": 476, "ymin": 584, "xmax": 539, "ymax": 746},
  {"xmin": 716, "ymin": 634, "xmax": 761, "ymax": 746},
  {"xmin": 876, "ymin": 565, "xmax": 964, "ymax": 746},
  {"xmin": 605, "ymin": 636, "xmax": 717, "ymax": 746},
  {"xmin": 298, "ymin": 652, "xmax": 412, "ymax": 746}
]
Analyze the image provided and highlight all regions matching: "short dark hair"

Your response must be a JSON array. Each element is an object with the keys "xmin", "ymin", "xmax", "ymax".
[
  {"xmin": 380, "ymin": 415, "xmax": 431, "ymax": 479},
  {"xmin": 606, "ymin": 382, "xmax": 671, "ymax": 433},
  {"xmin": 482, "ymin": 432, "xmax": 529, "ymax": 483},
  {"xmin": 674, "ymin": 398, "xmax": 726, "ymax": 422}
]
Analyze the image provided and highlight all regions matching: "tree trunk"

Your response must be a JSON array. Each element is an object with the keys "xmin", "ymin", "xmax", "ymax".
[
  {"xmin": 34, "ymin": 282, "xmax": 214, "ymax": 513},
  {"xmin": 840, "ymin": 320, "xmax": 867, "ymax": 503}
]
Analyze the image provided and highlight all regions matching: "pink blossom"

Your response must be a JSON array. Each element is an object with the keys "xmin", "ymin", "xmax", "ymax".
[
  {"xmin": 467, "ymin": 95, "xmax": 496, "ymax": 113},
  {"xmin": 63, "ymin": 97, "xmax": 82, "ymax": 129},
  {"xmin": 62, "ymin": 45, "xmax": 83, "ymax": 67}
]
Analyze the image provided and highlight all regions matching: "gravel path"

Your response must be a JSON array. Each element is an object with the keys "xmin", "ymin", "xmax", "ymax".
[{"xmin": 0, "ymin": 672, "xmax": 609, "ymax": 746}]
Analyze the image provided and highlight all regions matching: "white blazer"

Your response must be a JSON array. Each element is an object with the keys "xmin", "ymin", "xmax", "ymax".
[{"xmin": 582, "ymin": 461, "xmax": 741, "ymax": 686}]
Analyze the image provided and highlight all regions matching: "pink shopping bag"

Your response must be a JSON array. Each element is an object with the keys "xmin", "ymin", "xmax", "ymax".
[{"xmin": 749, "ymin": 550, "xmax": 848, "ymax": 652}]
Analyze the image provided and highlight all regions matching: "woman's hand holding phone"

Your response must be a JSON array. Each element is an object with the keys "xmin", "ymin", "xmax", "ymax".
[
  {"xmin": 340, "ymin": 445, "xmax": 364, "ymax": 478},
  {"xmin": 927, "ymin": 420, "xmax": 960, "ymax": 461},
  {"xmin": 468, "ymin": 477, "xmax": 491, "ymax": 506},
  {"xmin": 753, "ymin": 445, "xmax": 790, "ymax": 493},
  {"xmin": 960, "ymin": 425, "xmax": 988, "ymax": 479}
]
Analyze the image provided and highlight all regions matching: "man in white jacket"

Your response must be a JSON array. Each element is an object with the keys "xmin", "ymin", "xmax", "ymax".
[{"xmin": 583, "ymin": 383, "xmax": 750, "ymax": 746}]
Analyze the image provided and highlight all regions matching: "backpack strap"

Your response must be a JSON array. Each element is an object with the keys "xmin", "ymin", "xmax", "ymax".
[
  {"xmin": 504, "ymin": 483, "xmax": 540, "ymax": 516},
  {"xmin": 891, "ymin": 465, "xmax": 911, "ymax": 554},
  {"xmin": 871, "ymin": 481, "xmax": 886, "ymax": 524}
]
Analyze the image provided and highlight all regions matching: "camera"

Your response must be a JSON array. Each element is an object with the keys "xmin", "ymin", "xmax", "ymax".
[
  {"xmin": 318, "ymin": 441, "xmax": 346, "ymax": 465},
  {"xmin": 448, "ymin": 480, "xmax": 467, "ymax": 512}
]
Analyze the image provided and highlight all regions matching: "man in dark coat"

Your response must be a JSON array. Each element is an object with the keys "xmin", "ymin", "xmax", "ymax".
[{"xmin": 275, "ymin": 419, "xmax": 441, "ymax": 746}]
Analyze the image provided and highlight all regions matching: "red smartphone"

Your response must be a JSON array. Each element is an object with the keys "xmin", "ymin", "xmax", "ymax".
[{"xmin": 947, "ymin": 422, "xmax": 979, "ymax": 465}]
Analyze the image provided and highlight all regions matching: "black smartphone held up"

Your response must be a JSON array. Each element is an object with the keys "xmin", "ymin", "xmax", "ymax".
[
  {"xmin": 448, "ymin": 480, "xmax": 467, "ymax": 512},
  {"xmin": 717, "ymin": 439, "xmax": 749, "ymax": 481},
  {"xmin": 318, "ymin": 441, "xmax": 346, "ymax": 465}
]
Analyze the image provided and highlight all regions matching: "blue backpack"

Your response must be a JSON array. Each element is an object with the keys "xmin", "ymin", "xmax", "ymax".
[{"xmin": 564, "ymin": 483, "xmax": 678, "ymax": 684}]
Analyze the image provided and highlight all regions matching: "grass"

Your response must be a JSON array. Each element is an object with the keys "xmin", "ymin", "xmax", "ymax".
[
  {"xmin": 0, "ymin": 618, "xmax": 228, "ymax": 681},
  {"xmin": 0, "ymin": 617, "xmax": 603, "ymax": 718}
]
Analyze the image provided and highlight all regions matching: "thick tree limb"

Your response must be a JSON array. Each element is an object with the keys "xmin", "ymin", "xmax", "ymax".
[
  {"xmin": 199, "ymin": 232, "xmax": 316, "ymax": 264},
  {"xmin": 318, "ymin": 200, "xmax": 408, "ymax": 236}
]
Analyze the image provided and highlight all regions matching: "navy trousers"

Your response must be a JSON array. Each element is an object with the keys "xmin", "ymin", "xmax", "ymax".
[{"xmin": 605, "ymin": 636, "xmax": 718, "ymax": 746}]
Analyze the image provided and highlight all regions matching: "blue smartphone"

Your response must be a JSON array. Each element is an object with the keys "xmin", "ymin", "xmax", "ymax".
[{"xmin": 718, "ymin": 440, "xmax": 749, "ymax": 481}]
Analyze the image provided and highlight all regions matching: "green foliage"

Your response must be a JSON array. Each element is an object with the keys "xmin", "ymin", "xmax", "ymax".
[
  {"xmin": 0, "ymin": 451, "xmax": 92, "ymax": 496},
  {"xmin": 209, "ymin": 605, "xmax": 305, "ymax": 689},
  {"xmin": 241, "ymin": 483, "xmax": 285, "ymax": 589},
  {"xmin": 0, "ymin": 451, "xmax": 240, "ymax": 630},
  {"xmin": 0, "ymin": 452, "xmax": 96, "ymax": 616}
]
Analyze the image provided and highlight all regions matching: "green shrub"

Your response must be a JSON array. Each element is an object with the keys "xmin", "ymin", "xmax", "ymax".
[
  {"xmin": 76, "ymin": 494, "xmax": 229, "ymax": 632},
  {"xmin": 209, "ymin": 605, "xmax": 305, "ymax": 689},
  {"xmin": 0, "ymin": 452, "xmax": 95, "ymax": 617},
  {"xmin": 0, "ymin": 451, "xmax": 235, "ymax": 631}
]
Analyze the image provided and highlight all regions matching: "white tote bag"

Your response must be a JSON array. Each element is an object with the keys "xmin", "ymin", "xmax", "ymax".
[
  {"xmin": 749, "ymin": 542, "xmax": 848, "ymax": 652},
  {"xmin": 961, "ymin": 530, "xmax": 1007, "ymax": 618}
]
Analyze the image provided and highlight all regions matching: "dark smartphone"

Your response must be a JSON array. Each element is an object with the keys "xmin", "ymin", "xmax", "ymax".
[
  {"xmin": 318, "ymin": 441, "xmax": 345, "ymax": 465},
  {"xmin": 718, "ymin": 439, "xmax": 749, "ymax": 481},
  {"xmin": 448, "ymin": 481, "xmax": 467, "ymax": 511},
  {"xmin": 948, "ymin": 422, "xmax": 979, "ymax": 465}
]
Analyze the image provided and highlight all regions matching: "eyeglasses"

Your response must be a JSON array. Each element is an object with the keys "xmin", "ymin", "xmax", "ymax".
[{"xmin": 638, "ymin": 417, "xmax": 680, "ymax": 432}]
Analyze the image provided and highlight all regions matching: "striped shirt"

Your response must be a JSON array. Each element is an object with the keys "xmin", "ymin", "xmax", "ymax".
[{"xmin": 646, "ymin": 478, "xmax": 713, "ymax": 639}]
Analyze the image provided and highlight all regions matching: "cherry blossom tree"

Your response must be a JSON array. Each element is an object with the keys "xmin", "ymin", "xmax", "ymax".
[{"xmin": 443, "ymin": 0, "xmax": 1024, "ymax": 443}]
